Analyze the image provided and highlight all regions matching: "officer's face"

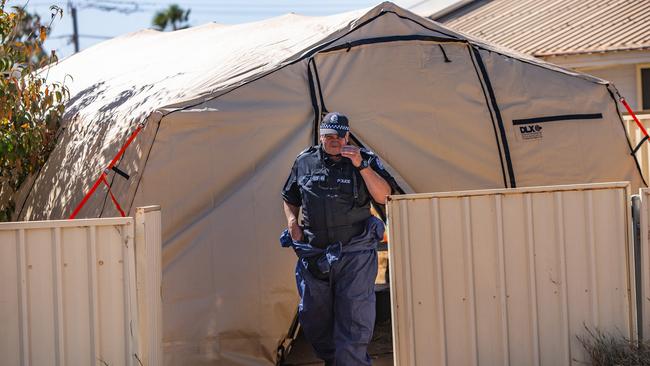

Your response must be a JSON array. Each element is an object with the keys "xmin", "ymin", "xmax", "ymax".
[{"xmin": 320, "ymin": 132, "xmax": 349, "ymax": 155}]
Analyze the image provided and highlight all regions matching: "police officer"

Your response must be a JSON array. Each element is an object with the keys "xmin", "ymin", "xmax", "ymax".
[{"xmin": 281, "ymin": 112, "xmax": 398, "ymax": 365}]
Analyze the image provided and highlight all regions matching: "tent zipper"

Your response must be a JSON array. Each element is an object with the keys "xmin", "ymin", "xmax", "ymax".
[{"xmin": 471, "ymin": 46, "xmax": 517, "ymax": 188}]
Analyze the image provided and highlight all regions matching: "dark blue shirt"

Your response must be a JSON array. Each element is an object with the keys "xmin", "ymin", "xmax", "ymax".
[{"xmin": 282, "ymin": 146, "xmax": 398, "ymax": 248}]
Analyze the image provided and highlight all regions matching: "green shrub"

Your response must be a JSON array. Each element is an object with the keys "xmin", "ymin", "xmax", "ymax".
[{"xmin": 0, "ymin": 1, "xmax": 69, "ymax": 221}]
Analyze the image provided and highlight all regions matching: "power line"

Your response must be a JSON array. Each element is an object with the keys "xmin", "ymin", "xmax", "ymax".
[
  {"xmin": 15, "ymin": 0, "xmax": 381, "ymax": 16},
  {"xmin": 135, "ymin": 3, "xmax": 375, "ymax": 10},
  {"xmin": 17, "ymin": 0, "xmax": 376, "ymax": 7},
  {"xmin": 10, "ymin": 0, "xmax": 386, "ymax": 56},
  {"xmin": 78, "ymin": 33, "xmax": 112, "ymax": 39},
  {"xmin": 77, "ymin": 0, "xmax": 141, "ymax": 13},
  {"xmin": 49, "ymin": 33, "xmax": 112, "ymax": 39}
]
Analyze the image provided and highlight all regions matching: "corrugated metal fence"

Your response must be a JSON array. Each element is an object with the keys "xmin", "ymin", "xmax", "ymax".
[
  {"xmin": 6, "ymin": 182, "xmax": 650, "ymax": 365},
  {"xmin": 0, "ymin": 206, "xmax": 161, "ymax": 366},
  {"xmin": 387, "ymin": 183, "xmax": 635, "ymax": 366}
]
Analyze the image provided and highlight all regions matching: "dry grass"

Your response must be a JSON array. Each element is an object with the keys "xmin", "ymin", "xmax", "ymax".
[{"xmin": 577, "ymin": 326, "xmax": 650, "ymax": 365}]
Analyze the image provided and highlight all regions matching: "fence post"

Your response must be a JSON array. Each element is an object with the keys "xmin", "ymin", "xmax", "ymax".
[
  {"xmin": 135, "ymin": 205, "xmax": 162, "ymax": 365},
  {"xmin": 632, "ymin": 195, "xmax": 643, "ymax": 340}
]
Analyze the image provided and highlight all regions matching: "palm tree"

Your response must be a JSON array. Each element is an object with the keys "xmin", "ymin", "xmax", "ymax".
[{"xmin": 152, "ymin": 4, "xmax": 190, "ymax": 31}]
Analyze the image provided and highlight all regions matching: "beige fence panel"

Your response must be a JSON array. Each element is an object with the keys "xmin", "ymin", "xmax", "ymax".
[
  {"xmin": 0, "ymin": 208, "xmax": 162, "ymax": 366},
  {"xmin": 387, "ymin": 182, "xmax": 635, "ymax": 366},
  {"xmin": 624, "ymin": 114, "xmax": 650, "ymax": 182}
]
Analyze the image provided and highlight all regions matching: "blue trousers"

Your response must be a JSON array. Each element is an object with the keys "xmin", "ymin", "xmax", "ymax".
[{"xmin": 281, "ymin": 218, "xmax": 383, "ymax": 365}]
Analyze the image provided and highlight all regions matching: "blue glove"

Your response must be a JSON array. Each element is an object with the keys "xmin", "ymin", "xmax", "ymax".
[{"xmin": 279, "ymin": 229, "xmax": 293, "ymax": 248}]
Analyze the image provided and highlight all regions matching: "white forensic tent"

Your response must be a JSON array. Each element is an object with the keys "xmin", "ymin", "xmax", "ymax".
[{"xmin": 11, "ymin": 2, "xmax": 646, "ymax": 364}]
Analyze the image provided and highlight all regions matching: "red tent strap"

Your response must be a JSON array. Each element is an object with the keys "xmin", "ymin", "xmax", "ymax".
[
  {"xmin": 621, "ymin": 97, "xmax": 649, "ymax": 139},
  {"xmin": 68, "ymin": 174, "xmax": 104, "ymax": 219},
  {"xmin": 101, "ymin": 173, "xmax": 126, "ymax": 217},
  {"xmin": 69, "ymin": 123, "xmax": 144, "ymax": 219}
]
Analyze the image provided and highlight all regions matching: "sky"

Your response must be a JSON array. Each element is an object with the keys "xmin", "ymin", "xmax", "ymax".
[{"xmin": 6, "ymin": 0, "xmax": 458, "ymax": 58}]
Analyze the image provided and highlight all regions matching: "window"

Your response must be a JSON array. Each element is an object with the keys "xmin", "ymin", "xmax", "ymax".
[
  {"xmin": 642, "ymin": 67, "xmax": 650, "ymax": 111},
  {"xmin": 638, "ymin": 64, "xmax": 650, "ymax": 111}
]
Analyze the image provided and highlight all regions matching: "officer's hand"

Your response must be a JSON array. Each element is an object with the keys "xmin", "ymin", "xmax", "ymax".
[
  {"xmin": 288, "ymin": 219, "xmax": 303, "ymax": 242},
  {"xmin": 341, "ymin": 145, "xmax": 362, "ymax": 167}
]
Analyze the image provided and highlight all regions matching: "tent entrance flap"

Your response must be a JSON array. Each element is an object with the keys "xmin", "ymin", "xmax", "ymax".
[
  {"xmin": 307, "ymin": 51, "xmax": 407, "ymax": 198},
  {"xmin": 309, "ymin": 41, "xmax": 508, "ymax": 193}
]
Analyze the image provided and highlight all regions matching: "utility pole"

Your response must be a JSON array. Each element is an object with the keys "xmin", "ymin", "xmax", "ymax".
[{"xmin": 68, "ymin": 1, "xmax": 79, "ymax": 53}]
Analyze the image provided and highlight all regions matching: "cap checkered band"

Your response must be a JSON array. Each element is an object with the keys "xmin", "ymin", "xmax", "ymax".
[{"xmin": 320, "ymin": 124, "xmax": 349, "ymax": 131}]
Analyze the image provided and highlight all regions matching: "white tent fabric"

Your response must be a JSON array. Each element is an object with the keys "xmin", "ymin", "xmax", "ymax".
[{"xmin": 13, "ymin": 2, "xmax": 645, "ymax": 365}]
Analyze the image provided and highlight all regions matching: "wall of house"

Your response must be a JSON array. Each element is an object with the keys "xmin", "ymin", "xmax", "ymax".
[
  {"xmin": 576, "ymin": 64, "xmax": 639, "ymax": 110},
  {"xmin": 543, "ymin": 50, "xmax": 650, "ymax": 112}
]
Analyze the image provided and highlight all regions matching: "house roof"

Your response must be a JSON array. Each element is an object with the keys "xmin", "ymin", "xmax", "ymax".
[{"xmin": 430, "ymin": 0, "xmax": 650, "ymax": 57}]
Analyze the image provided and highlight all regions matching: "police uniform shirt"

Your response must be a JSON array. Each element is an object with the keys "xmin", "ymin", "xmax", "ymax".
[{"xmin": 282, "ymin": 146, "xmax": 399, "ymax": 249}]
